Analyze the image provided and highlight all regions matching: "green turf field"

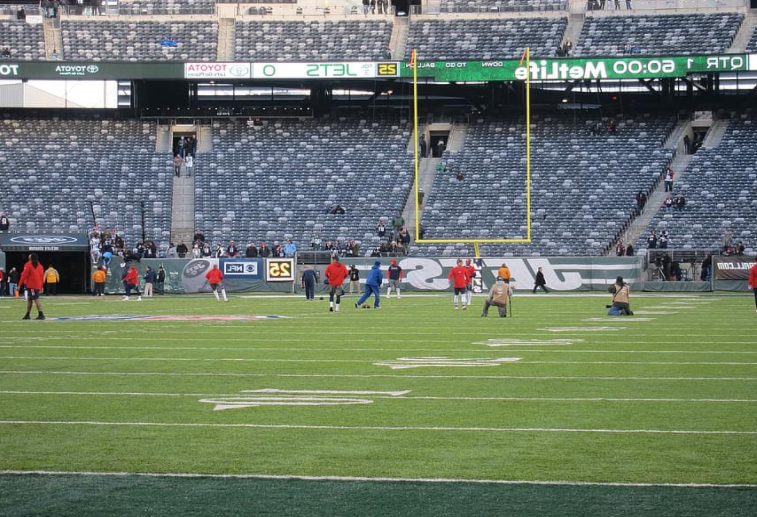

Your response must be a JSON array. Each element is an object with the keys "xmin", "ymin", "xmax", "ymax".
[{"xmin": 0, "ymin": 291, "xmax": 755, "ymax": 516}]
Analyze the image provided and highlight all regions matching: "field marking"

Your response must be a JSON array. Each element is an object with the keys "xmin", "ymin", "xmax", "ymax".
[
  {"xmin": 6, "ymin": 356, "xmax": 754, "ymax": 366},
  {"xmin": 374, "ymin": 357, "xmax": 522, "ymax": 369},
  {"xmin": 200, "ymin": 396, "xmax": 375, "ymax": 410},
  {"xmin": 540, "ymin": 327, "xmax": 623, "ymax": 332},
  {"xmin": 2, "ymin": 370, "xmax": 757, "ymax": 381},
  {"xmin": 3, "ymin": 345, "xmax": 757, "ymax": 355},
  {"xmin": 632, "ymin": 311, "xmax": 678, "ymax": 315},
  {"xmin": 583, "ymin": 318, "xmax": 656, "ymax": 322},
  {"xmin": 1, "ymin": 390, "xmax": 755, "ymax": 403},
  {"xmin": 1, "ymin": 470, "xmax": 755, "ymax": 488},
  {"xmin": 644, "ymin": 306, "xmax": 698, "ymax": 310},
  {"xmin": 1, "ymin": 420, "xmax": 755, "ymax": 435},
  {"xmin": 474, "ymin": 339, "xmax": 582, "ymax": 347}
]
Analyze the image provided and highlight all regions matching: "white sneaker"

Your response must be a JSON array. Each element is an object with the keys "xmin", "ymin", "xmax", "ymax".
[
  {"xmin": 335, "ymin": 307, "xmax": 340, "ymax": 312},
  {"xmin": 122, "ymin": 296, "xmax": 129, "ymax": 301},
  {"xmin": 137, "ymin": 296, "xmax": 142, "ymax": 301}
]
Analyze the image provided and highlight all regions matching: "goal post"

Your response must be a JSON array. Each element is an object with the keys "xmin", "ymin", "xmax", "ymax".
[{"xmin": 413, "ymin": 47, "xmax": 533, "ymax": 250}]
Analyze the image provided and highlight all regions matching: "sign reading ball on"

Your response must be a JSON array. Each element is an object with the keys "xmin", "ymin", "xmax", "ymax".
[{"xmin": 266, "ymin": 258, "xmax": 295, "ymax": 282}]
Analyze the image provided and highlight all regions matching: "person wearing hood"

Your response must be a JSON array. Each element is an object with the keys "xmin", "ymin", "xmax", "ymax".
[
  {"xmin": 356, "ymin": 261, "xmax": 383, "ymax": 309},
  {"xmin": 386, "ymin": 258, "xmax": 403, "ymax": 299}
]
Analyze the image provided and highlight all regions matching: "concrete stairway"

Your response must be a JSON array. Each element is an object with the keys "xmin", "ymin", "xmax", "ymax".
[
  {"xmin": 727, "ymin": 9, "xmax": 757, "ymax": 53},
  {"xmin": 170, "ymin": 173, "xmax": 195, "ymax": 246},
  {"xmin": 388, "ymin": 15, "xmax": 408, "ymax": 59},
  {"xmin": 43, "ymin": 15, "xmax": 63, "ymax": 59},
  {"xmin": 217, "ymin": 17, "xmax": 235, "ymax": 61}
]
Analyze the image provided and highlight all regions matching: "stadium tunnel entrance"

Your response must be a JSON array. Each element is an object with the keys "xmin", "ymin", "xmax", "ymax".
[{"xmin": 0, "ymin": 233, "xmax": 91, "ymax": 294}]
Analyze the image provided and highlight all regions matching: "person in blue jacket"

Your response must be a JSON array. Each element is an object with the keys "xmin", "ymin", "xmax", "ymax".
[{"xmin": 355, "ymin": 261, "xmax": 383, "ymax": 309}]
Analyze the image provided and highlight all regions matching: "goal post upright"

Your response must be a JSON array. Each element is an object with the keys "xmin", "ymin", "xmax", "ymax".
[{"xmin": 413, "ymin": 47, "xmax": 532, "ymax": 249}]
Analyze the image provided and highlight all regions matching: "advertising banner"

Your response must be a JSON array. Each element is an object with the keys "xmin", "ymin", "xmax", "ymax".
[
  {"xmin": 0, "ymin": 233, "xmax": 89, "ymax": 252},
  {"xmin": 713, "ymin": 257, "xmax": 756, "ymax": 280}
]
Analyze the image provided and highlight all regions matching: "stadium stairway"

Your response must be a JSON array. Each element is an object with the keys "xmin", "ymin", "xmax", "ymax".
[
  {"xmin": 560, "ymin": 5, "xmax": 585, "ymax": 50},
  {"xmin": 170, "ymin": 172, "xmax": 195, "ymax": 245},
  {"xmin": 217, "ymin": 17, "xmax": 235, "ymax": 61},
  {"xmin": 615, "ymin": 119, "xmax": 696, "ymax": 250},
  {"xmin": 726, "ymin": 8, "xmax": 757, "ymax": 53},
  {"xmin": 43, "ymin": 14, "xmax": 63, "ymax": 59},
  {"xmin": 389, "ymin": 16, "xmax": 408, "ymax": 60}
]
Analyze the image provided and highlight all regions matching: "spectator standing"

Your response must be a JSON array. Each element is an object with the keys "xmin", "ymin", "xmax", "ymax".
[
  {"xmin": 636, "ymin": 190, "xmax": 647, "ymax": 215},
  {"xmin": 616, "ymin": 241, "xmax": 625, "ymax": 256},
  {"xmin": 348, "ymin": 265, "xmax": 360, "ymax": 294},
  {"xmin": 156, "ymin": 266, "xmax": 166, "ymax": 295},
  {"xmin": 646, "ymin": 231, "xmax": 657, "ymax": 249},
  {"xmin": 92, "ymin": 267, "xmax": 106, "ymax": 296},
  {"xmin": 245, "ymin": 243, "xmax": 258, "ymax": 257},
  {"xmin": 19, "ymin": 253, "xmax": 45, "ymax": 320},
  {"xmin": 675, "ymin": 194, "xmax": 686, "ymax": 211},
  {"xmin": 43, "ymin": 265, "xmax": 60, "ymax": 295},
  {"xmin": 184, "ymin": 154, "xmax": 193, "ymax": 177},
  {"xmin": 301, "ymin": 266, "xmax": 317, "ymax": 300},
  {"xmin": 663, "ymin": 166, "xmax": 674, "ymax": 192},
  {"xmin": 391, "ymin": 213, "xmax": 404, "ymax": 234},
  {"xmin": 226, "ymin": 240, "xmax": 238, "ymax": 258},
  {"xmin": 722, "ymin": 231, "xmax": 733, "ymax": 253},
  {"xmin": 258, "ymin": 241, "xmax": 270, "ymax": 257},
  {"xmin": 143, "ymin": 266, "xmax": 156, "ymax": 297},
  {"xmin": 173, "ymin": 154, "xmax": 183, "ymax": 177},
  {"xmin": 419, "ymin": 135, "xmax": 427, "ymax": 158},
  {"xmin": 0, "ymin": 212, "xmax": 9, "ymax": 231},
  {"xmin": 176, "ymin": 241, "xmax": 188, "ymax": 258},
  {"xmin": 376, "ymin": 220, "xmax": 387, "ymax": 239},
  {"xmin": 284, "ymin": 239, "xmax": 297, "ymax": 257},
  {"xmin": 362, "ymin": 0, "xmax": 369, "ymax": 15},
  {"xmin": 386, "ymin": 259, "xmax": 403, "ymax": 298},
  {"xmin": 683, "ymin": 134, "xmax": 691, "ymax": 154},
  {"xmin": 626, "ymin": 244, "xmax": 635, "ymax": 257},
  {"xmin": 8, "ymin": 267, "xmax": 19, "ymax": 297},
  {"xmin": 663, "ymin": 193, "xmax": 674, "ymax": 213}
]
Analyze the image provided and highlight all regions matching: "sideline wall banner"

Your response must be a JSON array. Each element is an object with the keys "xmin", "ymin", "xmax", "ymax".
[
  {"xmin": 713, "ymin": 257, "xmax": 756, "ymax": 280},
  {"xmin": 100, "ymin": 256, "xmax": 642, "ymax": 294}
]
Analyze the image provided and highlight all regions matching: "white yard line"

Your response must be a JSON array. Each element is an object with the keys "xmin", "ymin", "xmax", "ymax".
[
  {"xmin": 0, "ymin": 420, "xmax": 754, "ymax": 435},
  {"xmin": 0, "ymin": 470, "xmax": 754, "ymax": 488},
  {"xmin": 1, "ymin": 370, "xmax": 756, "ymax": 381},
  {"xmin": 2, "ymin": 356, "xmax": 756, "ymax": 366},
  {"xmin": 0, "ymin": 390, "xmax": 755, "ymax": 403}
]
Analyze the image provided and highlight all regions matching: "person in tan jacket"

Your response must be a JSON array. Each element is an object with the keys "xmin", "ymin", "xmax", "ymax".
[
  {"xmin": 481, "ymin": 276, "xmax": 512, "ymax": 318},
  {"xmin": 608, "ymin": 276, "xmax": 632, "ymax": 316}
]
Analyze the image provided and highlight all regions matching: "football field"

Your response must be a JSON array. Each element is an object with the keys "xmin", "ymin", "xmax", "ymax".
[{"xmin": 0, "ymin": 291, "xmax": 756, "ymax": 516}]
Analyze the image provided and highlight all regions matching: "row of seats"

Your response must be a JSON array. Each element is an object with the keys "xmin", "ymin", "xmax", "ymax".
[
  {"xmin": 635, "ymin": 112, "xmax": 757, "ymax": 254},
  {"xmin": 2, "ymin": 12, "xmax": 752, "ymax": 61},
  {"xmin": 0, "ymin": 117, "xmax": 172, "ymax": 248},
  {"xmin": 118, "ymin": 0, "xmax": 216, "ymax": 15},
  {"xmin": 416, "ymin": 113, "xmax": 673, "ymax": 257},
  {"xmin": 194, "ymin": 117, "xmax": 414, "ymax": 249}
]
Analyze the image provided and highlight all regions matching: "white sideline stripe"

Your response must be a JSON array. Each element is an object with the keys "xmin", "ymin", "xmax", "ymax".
[
  {"xmin": 1, "ymin": 470, "xmax": 755, "ymax": 488},
  {"xmin": 4, "ymin": 345, "xmax": 757, "ymax": 355},
  {"xmin": 1, "ymin": 420, "xmax": 755, "ymax": 435},
  {"xmin": 1, "ymin": 391, "xmax": 755, "ymax": 403},
  {"xmin": 3, "ymin": 356, "xmax": 756, "ymax": 366},
  {"xmin": 2, "ymin": 370, "xmax": 756, "ymax": 381}
]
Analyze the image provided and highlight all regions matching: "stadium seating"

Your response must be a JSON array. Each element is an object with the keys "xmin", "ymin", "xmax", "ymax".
[
  {"xmin": 0, "ymin": 20, "xmax": 46, "ymax": 61},
  {"xmin": 61, "ymin": 20, "xmax": 218, "ymax": 61},
  {"xmin": 405, "ymin": 17, "xmax": 568, "ymax": 60},
  {"xmin": 416, "ymin": 114, "xmax": 674, "ymax": 257},
  {"xmin": 574, "ymin": 13, "xmax": 743, "ymax": 57},
  {"xmin": 746, "ymin": 23, "xmax": 757, "ymax": 53},
  {"xmin": 439, "ymin": 0, "xmax": 567, "ymax": 13},
  {"xmin": 118, "ymin": 0, "xmax": 217, "ymax": 15},
  {"xmin": 0, "ymin": 117, "xmax": 172, "ymax": 248},
  {"xmin": 234, "ymin": 20, "xmax": 393, "ymax": 62},
  {"xmin": 634, "ymin": 113, "xmax": 757, "ymax": 254},
  {"xmin": 194, "ymin": 117, "xmax": 414, "ymax": 250}
]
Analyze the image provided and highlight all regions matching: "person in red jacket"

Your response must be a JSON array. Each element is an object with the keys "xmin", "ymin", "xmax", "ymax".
[
  {"xmin": 749, "ymin": 262, "xmax": 757, "ymax": 314},
  {"xmin": 464, "ymin": 258, "xmax": 477, "ymax": 306},
  {"xmin": 447, "ymin": 258, "xmax": 470, "ymax": 310},
  {"xmin": 18, "ymin": 253, "xmax": 45, "ymax": 320},
  {"xmin": 122, "ymin": 265, "xmax": 141, "ymax": 301},
  {"xmin": 324, "ymin": 255, "xmax": 348, "ymax": 312},
  {"xmin": 205, "ymin": 264, "xmax": 228, "ymax": 302}
]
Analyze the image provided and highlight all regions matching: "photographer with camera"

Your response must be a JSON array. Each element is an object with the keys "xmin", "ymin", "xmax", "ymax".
[{"xmin": 607, "ymin": 276, "xmax": 633, "ymax": 316}]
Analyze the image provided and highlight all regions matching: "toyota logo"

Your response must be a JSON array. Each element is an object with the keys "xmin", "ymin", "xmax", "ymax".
[{"xmin": 86, "ymin": 65, "xmax": 99, "ymax": 74}]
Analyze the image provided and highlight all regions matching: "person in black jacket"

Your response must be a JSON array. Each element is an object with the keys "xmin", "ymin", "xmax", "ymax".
[
  {"xmin": 156, "ymin": 266, "xmax": 166, "ymax": 295},
  {"xmin": 532, "ymin": 267, "xmax": 549, "ymax": 293}
]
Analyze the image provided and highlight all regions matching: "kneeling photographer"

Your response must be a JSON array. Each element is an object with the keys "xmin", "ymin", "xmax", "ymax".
[{"xmin": 607, "ymin": 276, "xmax": 633, "ymax": 316}]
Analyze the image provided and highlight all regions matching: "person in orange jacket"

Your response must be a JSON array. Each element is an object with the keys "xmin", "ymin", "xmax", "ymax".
[
  {"xmin": 205, "ymin": 264, "xmax": 228, "ymax": 302},
  {"xmin": 18, "ymin": 253, "xmax": 45, "ymax": 320},
  {"xmin": 43, "ymin": 265, "xmax": 60, "ymax": 295},
  {"xmin": 92, "ymin": 267, "xmax": 107, "ymax": 296}
]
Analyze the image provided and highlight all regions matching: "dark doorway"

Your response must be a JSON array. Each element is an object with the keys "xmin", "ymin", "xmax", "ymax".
[
  {"xmin": 6, "ymin": 251, "xmax": 91, "ymax": 294},
  {"xmin": 173, "ymin": 133, "xmax": 196, "ymax": 158},
  {"xmin": 429, "ymin": 132, "xmax": 449, "ymax": 158}
]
